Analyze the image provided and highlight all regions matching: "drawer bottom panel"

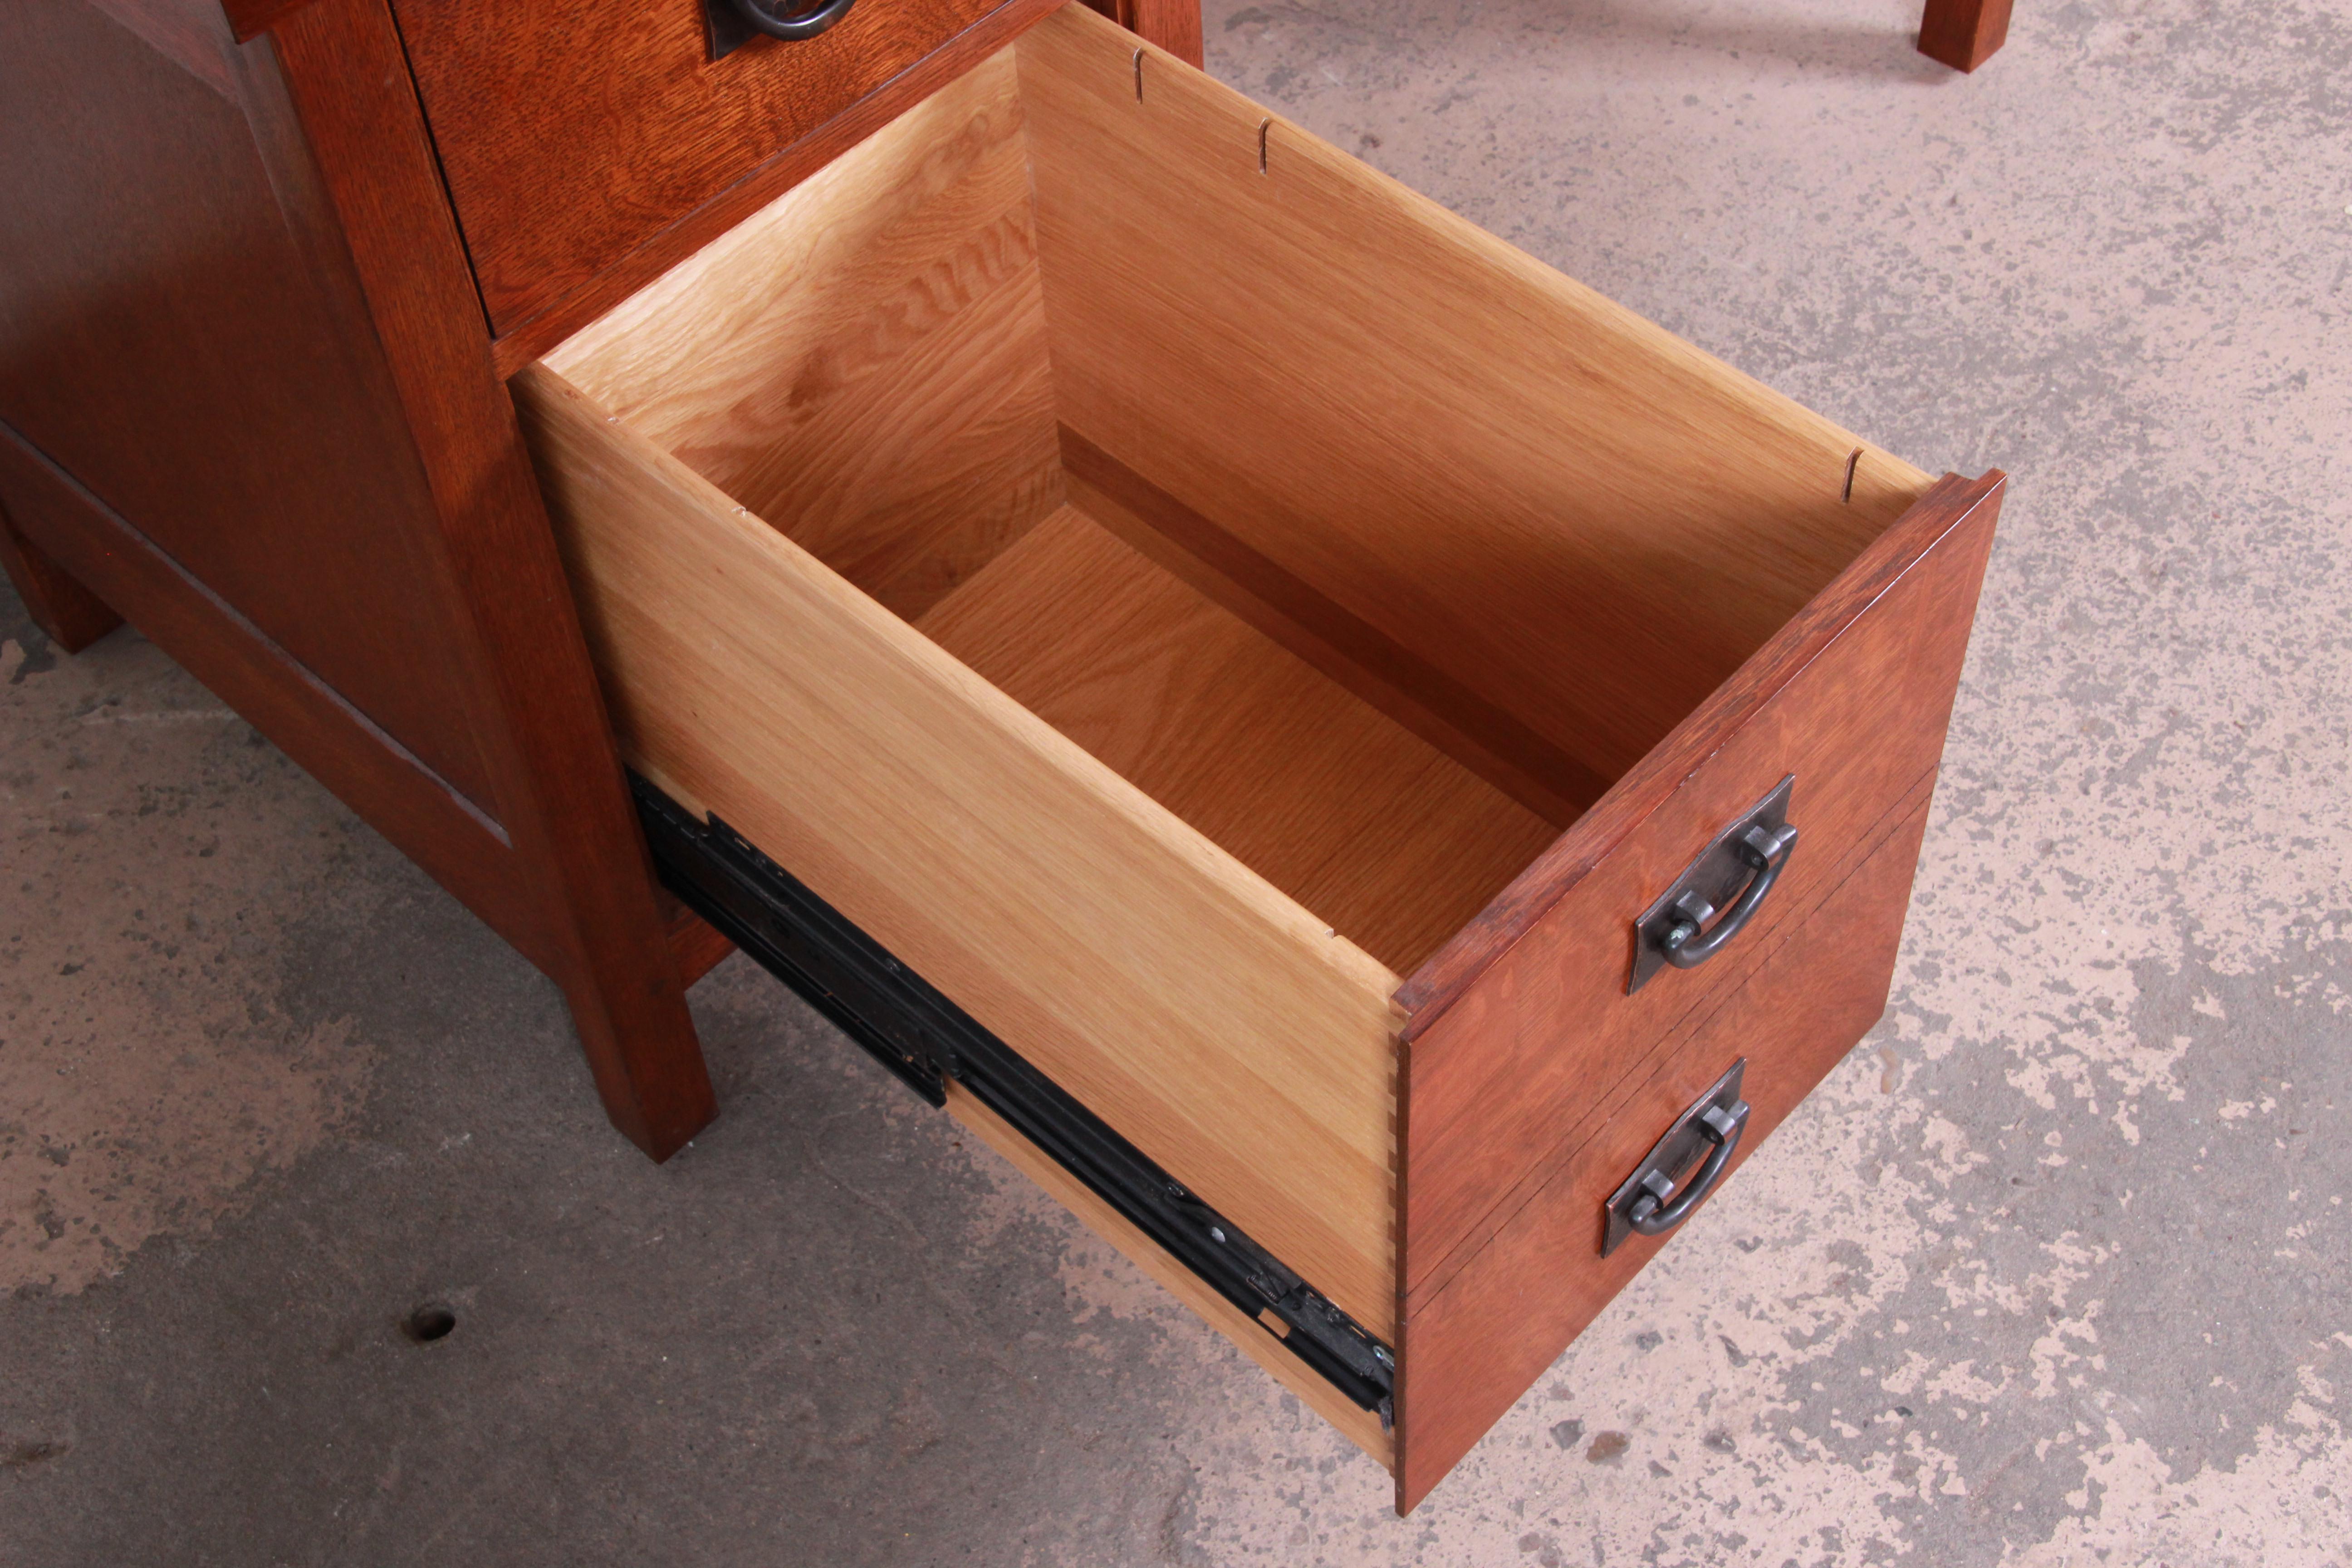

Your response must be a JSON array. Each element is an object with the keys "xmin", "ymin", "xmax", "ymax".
[{"xmin": 632, "ymin": 778, "xmax": 1398, "ymax": 1460}]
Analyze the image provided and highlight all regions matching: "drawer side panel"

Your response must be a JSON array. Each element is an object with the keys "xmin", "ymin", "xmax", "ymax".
[{"xmin": 515, "ymin": 363, "xmax": 1403, "ymax": 1337}]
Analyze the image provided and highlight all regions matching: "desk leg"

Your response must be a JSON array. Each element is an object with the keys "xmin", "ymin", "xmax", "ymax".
[
  {"xmin": 1083, "ymin": 0, "xmax": 1203, "ymax": 68},
  {"xmin": 0, "ymin": 498, "xmax": 122, "ymax": 652},
  {"xmin": 1919, "ymin": 0, "xmax": 2012, "ymax": 71}
]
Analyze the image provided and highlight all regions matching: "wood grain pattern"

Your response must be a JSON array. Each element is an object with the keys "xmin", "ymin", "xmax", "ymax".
[
  {"xmin": 547, "ymin": 49, "xmax": 1062, "ymax": 623},
  {"xmin": 944, "ymin": 1080, "xmax": 1390, "ymax": 1465},
  {"xmin": 515, "ymin": 361, "xmax": 1403, "ymax": 1335},
  {"xmin": 482, "ymin": 0, "xmax": 1066, "ymax": 380},
  {"xmin": 1061, "ymin": 429, "xmax": 1594, "ymax": 825},
  {"xmin": 1398, "ymin": 475, "xmax": 2000, "ymax": 1322},
  {"xmin": 916, "ymin": 505, "xmax": 1558, "ymax": 975},
  {"xmin": 1396, "ymin": 772, "xmax": 1944, "ymax": 1512},
  {"xmin": 1395, "ymin": 473, "xmax": 2004, "ymax": 1030},
  {"xmin": 392, "ymin": 0, "xmax": 1053, "ymax": 335},
  {"xmin": 0, "ymin": 491, "xmax": 121, "ymax": 653},
  {"xmin": 270, "ymin": 0, "xmax": 716, "ymax": 1160},
  {"xmin": 1918, "ymin": 0, "xmax": 2014, "ymax": 71},
  {"xmin": 1017, "ymin": 6, "xmax": 1935, "ymax": 794}
]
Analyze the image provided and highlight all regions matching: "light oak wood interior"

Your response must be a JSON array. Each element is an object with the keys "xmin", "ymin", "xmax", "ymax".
[
  {"xmin": 528, "ymin": 0, "xmax": 1940, "ymax": 1454},
  {"xmin": 916, "ymin": 505, "xmax": 1558, "ymax": 975},
  {"xmin": 546, "ymin": 49, "xmax": 1062, "ymax": 622},
  {"xmin": 515, "ymin": 361, "xmax": 1404, "ymax": 1349},
  {"xmin": 547, "ymin": 6, "xmax": 1936, "ymax": 906}
]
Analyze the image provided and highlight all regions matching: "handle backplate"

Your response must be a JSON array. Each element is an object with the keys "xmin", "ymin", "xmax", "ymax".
[
  {"xmin": 1601, "ymin": 1058, "xmax": 1749, "ymax": 1256},
  {"xmin": 1627, "ymin": 774, "xmax": 1798, "ymax": 994}
]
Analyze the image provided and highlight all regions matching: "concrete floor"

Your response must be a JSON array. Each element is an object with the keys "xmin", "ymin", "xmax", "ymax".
[{"xmin": 5, "ymin": 0, "xmax": 2349, "ymax": 1561}]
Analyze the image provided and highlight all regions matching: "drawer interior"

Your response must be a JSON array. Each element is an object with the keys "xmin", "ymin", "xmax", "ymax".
[
  {"xmin": 521, "ymin": 0, "xmax": 1940, "ymax": 1469},
  {"xmin": 541, "ymin": 11, "xmax": 1932, "ymax": 979}
]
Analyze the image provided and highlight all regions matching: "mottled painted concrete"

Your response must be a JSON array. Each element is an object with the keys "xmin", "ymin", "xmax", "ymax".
[{"xmin": 3, "ymin": 0, "xmax": 2347, "ymax": 1560}]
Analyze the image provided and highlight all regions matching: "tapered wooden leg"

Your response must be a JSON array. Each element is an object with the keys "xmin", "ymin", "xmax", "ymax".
[
  {"xmin": 0, "ymin": 498, "xmax": 122, "ymax": 651},
  {"xmin": 1919, "ymin": 0, "xmax": 2012, "ymax": 71},
  {"xmin": 268, "ymin": 0, "xmax": 717, "ymax": 1163}
]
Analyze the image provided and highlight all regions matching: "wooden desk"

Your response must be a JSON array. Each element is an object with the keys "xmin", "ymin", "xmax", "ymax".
[{"xmin": 0, "ymin": 0, "xmax": 2000, "ymax": 1512}]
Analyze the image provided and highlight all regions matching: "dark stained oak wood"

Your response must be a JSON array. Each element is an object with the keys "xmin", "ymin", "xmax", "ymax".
[
  {"xmin": 1081, "ymin": 0, "xmax": 1201, "ymax": 65},
  {"xmin": 1395, "ymin": 474, "xmax": 1999, "ymax": 1314},
  {"xmin": 1389, "ymin": 474, "xmax": 1999, "ymax": 1509},
  {"xmin": 663, "ymin": 894, "xmax": 737, "ymax": 988},
  {"xmin": 0, "ymin": 417, "xmax": 553, "ymax": 974},
  {"xmin": 393, "ymin": 0, "xmax": 1055, "ymax": 336},
  {"xmin": 1395, "ymin": 473, "xmax": 2005, "ymax": 1032},
  {"xmin": 480, "ymin": 0, "xmax": 1071, "ymax": 377},
  {"xmin": 0, "ymin": 494, "xmax": 121, "ymax": 653},
  {"xmin": 268, "ymin": 0, "xmax": 717, "ymax": 1159},
  {"xmin": 4, "ymin": 0, "xmax": 718, "ymax": 1163},
  {"xmin": 0, "ymin": 0, "xmax": 504, "ymax": 816},
  {"xmin": 1918, "ymin": 0, "xmax": 2013, "ymax": 70},
  {"xmin": 1395, "ymin": 771, "xmax": 1944, "ymax": 1512},
  {"xmin": 82, "ymin": 0, "xmax": 239, "ymax": 93},
  {"xmin": 221, "ymin": 0, "xmax": 316, "ymax": 40}
]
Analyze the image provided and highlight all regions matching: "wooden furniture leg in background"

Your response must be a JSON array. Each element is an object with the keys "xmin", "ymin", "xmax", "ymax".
[
  {"xmin": 1919, "ymin": 0, "xmax": 2012, "ymax": 71},
  {"xmin": 0, "ymin": 0, "xmax": 716, "ymax": 1162},
  {"xmin": 0, "ymin": 498, "xmax": 121, "ymax": 652},
  {"xmin": 271, "ymin": 0, "xmax": 721, "ymax": 1161},
  {"xmin": 1081, "ymin": 0, "xmax": 1202, "ymax": 66}
]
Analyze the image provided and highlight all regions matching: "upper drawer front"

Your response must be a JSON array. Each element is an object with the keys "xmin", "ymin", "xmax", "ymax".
[{"xmin": 390, "ymin": 0, "xmax": 1037, "ymax": 334}]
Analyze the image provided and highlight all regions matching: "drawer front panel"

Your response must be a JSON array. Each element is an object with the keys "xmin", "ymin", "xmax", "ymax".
[
  {"xmin": 391, "ymin": 0, "xmax": 1048, "ymax": 335},
  {"xmin": 514, "ymin": 363, "xmax": 1404, "ymax": 1338},
  {"xmin": 1400, "ymin": 474, "xmax": 2002, "ymax": 1309},
  {"xmin": 1396, "ymin": 769, "xmax": 1945, "ymax": 1510}
]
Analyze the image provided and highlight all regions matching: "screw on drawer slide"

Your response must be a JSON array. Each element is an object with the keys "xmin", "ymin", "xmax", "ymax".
[{"xmin": 631, "ymin": 776, "xmax": 1397, "ymax": 1422}]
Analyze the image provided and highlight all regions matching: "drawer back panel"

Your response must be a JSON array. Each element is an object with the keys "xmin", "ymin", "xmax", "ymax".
[{"xmin": 1016, "ymin": 10, "xmax": 1934, "ymax": 793}]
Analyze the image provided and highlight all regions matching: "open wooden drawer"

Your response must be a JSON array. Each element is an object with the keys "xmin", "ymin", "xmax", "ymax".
[{"xmin": 511, "ymin": 2, "xmax": 2000, "ymax": 1514}]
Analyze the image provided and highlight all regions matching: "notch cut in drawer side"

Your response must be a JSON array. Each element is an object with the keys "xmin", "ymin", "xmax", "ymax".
[{"xmin": 516, "ymin": 1, "xmax": 1994, "ymax": 1508}]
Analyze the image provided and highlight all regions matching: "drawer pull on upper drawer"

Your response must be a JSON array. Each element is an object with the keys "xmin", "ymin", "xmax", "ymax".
[
  {"xmin": 706, "ymin": 0, "xmax": 858, "ymax": 59},
  {"xmin": 1602, "ymin": 1060, "xmax": 1752, "ymax": 1255},
  {"xmin": 1628, "ymin": 774, "xmax": 1800, "ymax": 992}
]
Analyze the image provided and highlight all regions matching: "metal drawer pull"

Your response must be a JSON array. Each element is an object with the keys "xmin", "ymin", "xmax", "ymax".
[
  {"xmin": 729, "ymin": 0, "xmax": 858, "ymax": 42},
  {"xmin": 1661, "ymin": 820, "xmax": 1798, "ymax": 968},
  {"xmin": 1627, "ymin": 774, "xmax": 1799, "ymax": 993},
  {"xmin": 1602, "ymin": 1060, "xmax": 1751, "ymax": 1255},
  {"xmin": 1626, "ymin": 1100, "xmax": 1746, "ymax": 1234}
]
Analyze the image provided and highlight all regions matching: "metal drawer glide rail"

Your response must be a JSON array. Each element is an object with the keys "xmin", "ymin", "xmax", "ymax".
[{"xmin": 631, "ymin": 776, "xmax": 1397, "ymax": 1421}]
